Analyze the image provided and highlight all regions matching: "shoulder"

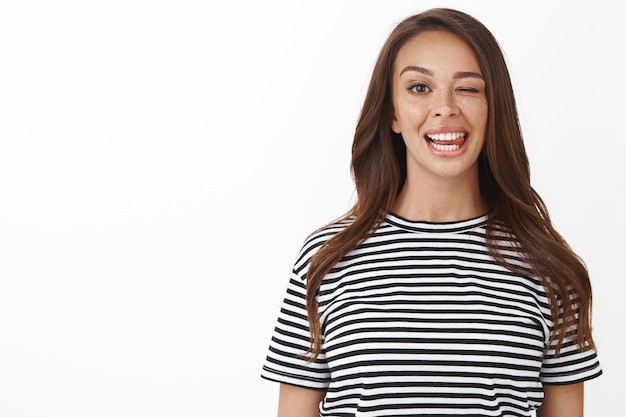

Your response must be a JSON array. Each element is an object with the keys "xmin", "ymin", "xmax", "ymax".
[{"xmin": 292, "ymin": 216, "xmax": 355, "ymax": 275}]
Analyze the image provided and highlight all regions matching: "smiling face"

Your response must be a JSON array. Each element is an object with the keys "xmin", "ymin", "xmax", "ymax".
[{"xmin": 391, "ymin": 30, "xmax": 488, "ymax": 185}]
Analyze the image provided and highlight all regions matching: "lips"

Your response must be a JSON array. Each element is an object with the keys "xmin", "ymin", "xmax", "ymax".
[{"xmin": 425, "ymin": 132, "xmax": 466, "ymax": 151}]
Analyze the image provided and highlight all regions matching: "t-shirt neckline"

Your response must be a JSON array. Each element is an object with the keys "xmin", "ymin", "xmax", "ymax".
[{"xmin": 385, "ymin": 212, "xmax": 488, "ymax": 234}]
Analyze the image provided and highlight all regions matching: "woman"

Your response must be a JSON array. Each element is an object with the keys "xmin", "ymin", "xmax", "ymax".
[{"xmin": 261, "ymin": 8, "xmax": 601, "ymax": 417}]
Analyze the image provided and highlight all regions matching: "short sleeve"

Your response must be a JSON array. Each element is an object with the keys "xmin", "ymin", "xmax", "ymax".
[
  {"xmin": 261, "ymin": 271, "xmax": 331, "ymax": 390},
  {"xmin": 540, "ymin": 338, "xmax": 602, "ymax": 385}
]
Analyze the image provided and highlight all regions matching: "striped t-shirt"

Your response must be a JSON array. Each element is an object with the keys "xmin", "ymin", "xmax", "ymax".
[{"xmin": 261, "ymin": 213, "xmax": 601, "ymax": 416}]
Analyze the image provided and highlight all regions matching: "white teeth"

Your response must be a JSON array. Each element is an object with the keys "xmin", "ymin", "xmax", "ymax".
[
  {"xmin": 426, "ymin": 132, "xmax": 466, "ymax": 141},
  {"xmin": 430, "ymin": 142, "xmax": 461, "ymax": 151}
]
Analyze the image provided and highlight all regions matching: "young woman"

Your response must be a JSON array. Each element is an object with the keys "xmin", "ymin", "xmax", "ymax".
[{"xmin": 261, "ymin": 8, "xmax": 601, "ymax": 417}]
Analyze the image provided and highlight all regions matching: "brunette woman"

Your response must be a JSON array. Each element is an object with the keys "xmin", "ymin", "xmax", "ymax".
[{"xmin": 261, "ymin": 7, "xmax": 601, "ymax": 417}]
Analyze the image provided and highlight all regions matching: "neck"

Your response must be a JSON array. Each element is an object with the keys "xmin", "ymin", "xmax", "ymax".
[{"xmin": 392, "ymin": 175, "xmax": 487, "ymax": 222}]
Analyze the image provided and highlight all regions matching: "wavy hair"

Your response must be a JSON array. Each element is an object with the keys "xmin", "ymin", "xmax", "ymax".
[{"xmin": 305, "ymin": 8, "xmax": 595, "ymax": 360}]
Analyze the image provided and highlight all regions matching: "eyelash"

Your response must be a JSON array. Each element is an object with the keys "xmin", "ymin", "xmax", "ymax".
[{"xmin": 458, "ymin": 87, "xmax": 480, "ymax": 93}]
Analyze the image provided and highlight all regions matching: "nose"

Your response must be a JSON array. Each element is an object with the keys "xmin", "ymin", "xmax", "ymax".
[{"xmin": 432, "ymin": 90, "xmax": 458, "ymax": 117}]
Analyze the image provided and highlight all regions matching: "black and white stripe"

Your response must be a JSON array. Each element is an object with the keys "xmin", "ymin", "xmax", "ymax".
[{"xmin": 262, "ymin": 213, "xmax": 601, "ymax": 416}]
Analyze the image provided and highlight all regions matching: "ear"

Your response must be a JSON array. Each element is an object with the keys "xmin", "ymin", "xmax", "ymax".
[{"xmin": 391, "ymin": 116, "xmax": 401, "ymax": 134}]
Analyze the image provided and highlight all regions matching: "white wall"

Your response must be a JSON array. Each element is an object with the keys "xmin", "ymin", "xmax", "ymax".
[{"xmin": 0, "ymin": 1, "xmax": 622, "ymax": 416}]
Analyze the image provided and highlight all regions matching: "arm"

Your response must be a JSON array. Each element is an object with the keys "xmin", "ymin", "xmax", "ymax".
[
  {"xmin": 537, "ymin": 382, "xmax": 584, "ymax": 417},
  {"xmin": 277, "ymin": 383, "xmax": 325, "ymax": 417}
]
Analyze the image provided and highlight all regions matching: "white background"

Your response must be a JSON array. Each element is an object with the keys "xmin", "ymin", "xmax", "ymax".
[{"xmin": 0, "ymin": 0, "xmax": 623, "ymax": 416}]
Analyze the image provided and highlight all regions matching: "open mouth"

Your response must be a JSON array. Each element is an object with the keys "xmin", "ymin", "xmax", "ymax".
[{"xmin": 425, "ymin": 132, "xmax": 467, "ymax": 151}]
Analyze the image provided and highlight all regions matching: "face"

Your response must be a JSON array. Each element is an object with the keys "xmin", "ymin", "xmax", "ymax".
[{"xmin": 391, "ymin": 30, "xmax": 488, "ymax": 184}]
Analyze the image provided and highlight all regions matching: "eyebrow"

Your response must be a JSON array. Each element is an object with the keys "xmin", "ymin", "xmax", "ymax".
[{"xmin": 399, "ymin": 66, "xmax": 484, "ymax": 80}]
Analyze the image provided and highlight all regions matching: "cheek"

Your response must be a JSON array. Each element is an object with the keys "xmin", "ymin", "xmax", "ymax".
[
  {"xmin": 470, "ymin": 103, "xmax": 488, "ymax": 147},
  {"xmin": 468, "ymin": 100, "xmax": 488, "ymax": 127},
  {"xmin": 394, "ymin": 101, "xmax": 429, "ymax": 127}
]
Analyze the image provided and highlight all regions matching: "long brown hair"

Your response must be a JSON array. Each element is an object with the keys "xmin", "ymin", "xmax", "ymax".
[{"xmin": 305, "ymin": 8, "xmax": 595, "ymax": 359}]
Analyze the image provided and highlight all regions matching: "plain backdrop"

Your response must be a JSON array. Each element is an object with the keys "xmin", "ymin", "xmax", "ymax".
[{"xmin": 0, "ymin": 0, "xmax": 623, "ymax": 416}]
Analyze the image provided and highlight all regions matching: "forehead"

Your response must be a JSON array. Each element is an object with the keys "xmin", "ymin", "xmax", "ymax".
[{"xmin": 394, "ymin": 30, "xmax": 481, "ymax": 74}]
